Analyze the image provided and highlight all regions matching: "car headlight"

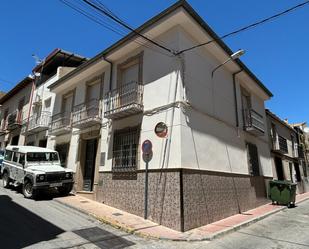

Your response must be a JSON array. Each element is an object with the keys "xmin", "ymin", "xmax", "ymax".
[
  {"xmin": 36, "ymin": 174, "xmax": 46, "ymax": 182},
  {"xmin": 65, "ymin": 172, "xmax": 73, "ymax": 179}
]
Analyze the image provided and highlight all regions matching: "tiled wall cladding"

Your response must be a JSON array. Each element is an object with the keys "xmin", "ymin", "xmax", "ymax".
[
  {"xmin": 96, "ymin": 171, "xmax": 182, "ymax": 231},
  {"xmin": 182, "ymin": 170, "xmax": 269, "ymax": 231},
  {"xmin": 96, "ymin": 170, "xmax": 269, "ymax": 231}
]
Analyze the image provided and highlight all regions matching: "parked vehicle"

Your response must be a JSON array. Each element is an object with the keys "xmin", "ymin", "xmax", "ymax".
[
  {"xmin": 1, "ymin": 146, "xmax": 74, "ymax": 199},
  {"xmin": 0, "ymin": 150, "xmax": 4, "ymax": 174}
]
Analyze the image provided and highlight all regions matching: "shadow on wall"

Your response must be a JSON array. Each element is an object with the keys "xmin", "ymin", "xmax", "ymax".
[{"xmin": 0, "ymin": 195, "xmax": 64, "ymax": 249}]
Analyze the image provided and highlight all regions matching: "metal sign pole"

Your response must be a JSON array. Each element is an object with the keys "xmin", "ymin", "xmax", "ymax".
[{"xmin": 144, "ymin": 160, "xmax": 149, "ymax": 219}]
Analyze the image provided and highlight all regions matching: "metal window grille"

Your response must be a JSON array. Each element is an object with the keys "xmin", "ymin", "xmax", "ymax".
[
  {"xmin": 246, "ymin": 142, "xmax": 260, "ymax": 176},
  {"xmin": 112, "ymin": 127, "xmax": 140, "ymax": 172}
]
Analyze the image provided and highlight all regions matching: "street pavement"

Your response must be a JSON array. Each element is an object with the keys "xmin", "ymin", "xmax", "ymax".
[{"xmin": 1, "ymin": 181, "xmax": 309, "ymax": 249}]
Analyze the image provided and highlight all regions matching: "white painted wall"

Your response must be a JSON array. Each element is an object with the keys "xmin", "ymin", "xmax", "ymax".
[{"xmin": 177, "ymin": 27, "xmax": 272, "ymax": 177}]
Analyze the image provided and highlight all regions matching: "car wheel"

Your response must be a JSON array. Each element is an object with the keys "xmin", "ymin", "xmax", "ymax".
[
  {"xmin": 23, "ymin": 180, "xmax": 36, "ymax": 199},
  {"xmin": 2, "ymin": 172, "xmax": 10, "ymax": 188},
  {"xmin": 58, "ymin": 184, "xmax": 73, "ymax": 196}
]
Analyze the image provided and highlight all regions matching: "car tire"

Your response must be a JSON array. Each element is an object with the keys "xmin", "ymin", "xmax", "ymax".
[
  {"xmin": 58, "ymin": 184, "xmax": 73, "ymax": 196},
  {"xmin": 2, "ymin": 172, "xmax": 10, "ymax": 188},
  {"xmin": 22, "ymin": 180, "xmax": 36, "ymax": 199}
]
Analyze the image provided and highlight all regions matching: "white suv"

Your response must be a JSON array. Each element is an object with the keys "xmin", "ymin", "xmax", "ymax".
[{"xmin": 1, "ymin": 146, "xmax": 74, "ymax": 199}]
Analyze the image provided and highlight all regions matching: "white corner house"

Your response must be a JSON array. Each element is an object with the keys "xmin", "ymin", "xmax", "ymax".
[{"xmin": 47, "ymin": 0, "xmax": 273, "ymax": 232}]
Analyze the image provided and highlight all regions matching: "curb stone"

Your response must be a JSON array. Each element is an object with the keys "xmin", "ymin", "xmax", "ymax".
[{"xmin": 54, "ymin": 196, "xmax": 309, "ymax": 242}]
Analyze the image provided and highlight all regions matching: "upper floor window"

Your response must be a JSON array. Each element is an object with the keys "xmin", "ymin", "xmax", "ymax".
[
  {"xmin": 117, "ymin": 53, "xmax": 143, "ymax": 88},
  {"xmin": 61, "ymin": 91, "xmax": 74, "ymax": 115},
  {"xmin": 86, "ymin": 75, "xmax": 103, "ymax": 103}
]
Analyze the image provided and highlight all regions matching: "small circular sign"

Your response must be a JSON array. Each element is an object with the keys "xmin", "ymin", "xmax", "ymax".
[
  {"xmin": 142, "ymin": 140, "xmax": 152, "ymax": 154},
  {"xmin": 155, "ymin": 122, "xmax": 168, "ymax": 138},
  {"xmin": 143, "ymin": 151, "xmax": 153, "ymax": 163}
]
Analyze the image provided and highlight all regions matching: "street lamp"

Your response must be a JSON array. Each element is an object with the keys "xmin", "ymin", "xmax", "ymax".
[{"xmin": 211, "ymin": 49, "xmax": 245, "ymax": 78}]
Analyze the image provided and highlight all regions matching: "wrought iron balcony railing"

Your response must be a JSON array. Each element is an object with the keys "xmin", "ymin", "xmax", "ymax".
[
  {"xmin": 49, "ymin": 111, "xmax": 71, "ymax": 135},
  {"xmin": 243, "ymin": 108, "xmax": 265, "ymax": 136},
  {"xmin": 298, "ymin": 145, "xmax": 305, "ymax": 159},
  {"xmin": 104, "ymin": 81, "xmax": 143, "ymax": 119},
  {"xmin": 22, "ymin": 111, "xmax": 51, "ymax": 134},
  {"xmin": 72, "ymin": 99, "xmax": 102, "ymax": 129},
  {"xmin": 7, "ymin": 110, "xmax": 23, "ymax": 130}
]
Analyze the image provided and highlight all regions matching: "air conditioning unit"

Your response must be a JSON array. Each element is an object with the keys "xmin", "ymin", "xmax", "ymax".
[{"xmin": 33, "ymin": 94, "xmax": 42, "ymax": 106}]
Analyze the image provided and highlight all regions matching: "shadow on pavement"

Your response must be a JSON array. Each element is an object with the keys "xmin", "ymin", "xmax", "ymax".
[
  {"xmin": 73, "ymin": 226, "xmax": 135, "ymax": 249},
  {"xmin": 0, "ymin": 195, "xmax": 64, "ymax": 249}
]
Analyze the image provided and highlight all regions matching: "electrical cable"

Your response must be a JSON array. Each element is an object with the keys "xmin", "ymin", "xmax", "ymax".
[
  {"xmin": 177, "ymin": 0, "xmax": 309, "ymax": 54},
  {"xmin": 60, "ymin": 0, "xmax": 174, "ymax": 58},
  {"xmin": 80, "ymin": 0, "xmax": 176, "ymax": 55}
]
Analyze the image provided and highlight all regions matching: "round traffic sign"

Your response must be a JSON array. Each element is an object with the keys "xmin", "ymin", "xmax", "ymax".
[
  {"xmin": 143, "ymin": 150, "xmax": 153, "ymax": 163},
  {"xmin": 142, "ymin": 140, "xmax": 152, "ymax": 154}
]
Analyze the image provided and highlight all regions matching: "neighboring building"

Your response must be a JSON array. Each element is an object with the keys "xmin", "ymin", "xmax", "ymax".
[
  {"xmin": 290, "ymin": 122, "xmax": 309, "ymax": 192},
  {"xmin": 48, "ymin": 1, "xmax": 273, "ymax": 231},
  {"xmin": 266, "ymin": 110, "xmax": 308, "ymax": 193},
  {"xmin": 21, "ymin": 49, "xmax": 87, "ymax": 168},
  {"xmin": 0, "ymin": 77, "xmax": 33, "ymax": 148}
]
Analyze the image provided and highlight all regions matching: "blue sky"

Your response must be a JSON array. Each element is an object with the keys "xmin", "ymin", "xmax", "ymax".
[{"xmin": 0, "ymin": 1, "xmax": 308, "ymax": 123}]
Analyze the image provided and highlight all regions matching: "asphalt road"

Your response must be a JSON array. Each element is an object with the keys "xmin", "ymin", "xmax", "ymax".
[{"xmin": 1, "ymin": 180, "xmax": 309, "ymax": 249}]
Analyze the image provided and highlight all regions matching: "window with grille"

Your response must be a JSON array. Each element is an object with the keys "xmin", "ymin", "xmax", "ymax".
[
  {"xmin": 246, "ymin": 142, "xmax": 260, "ymax": 176},
  {"xmin": 112, "ymin": 127, "xmax": 140, "ymax": 172}
]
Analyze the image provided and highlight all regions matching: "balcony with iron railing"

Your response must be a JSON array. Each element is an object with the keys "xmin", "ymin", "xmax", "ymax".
[
  {"xmin": 243, "ymin": 108, "xmax": 265, "ymax": 136},
  {"xmin": 272, "ymin": 135, "xmax": 288, "ymax": 154},
  {"xmin": 22, "ymin": 111, "xmax": 51, "ymax": 134},
  {"xmin": 104, "ymin": 81, "xmax": 143, "ymax": 119},
  {"xmin": 49, "ymin": 111, "xmax": 71, "ymax": 136},
  {"xmin": 7, "ymin": 110, "xmax": 23, "ymax": 131},
  {"xmin": 72, "ymin": 99, "xmax": 102, "ymax": 129},
  {"xmin": 298, "ymin": 145, "xmax": 305, "ymax": 159},
  {"xmin": 0, "ymin": 120, "xmax": 7, "ymax": 135}
]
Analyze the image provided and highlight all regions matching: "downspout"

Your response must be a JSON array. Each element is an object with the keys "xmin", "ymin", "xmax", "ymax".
[
  {"xmin": 232, "ymin": 69, "xmax": 243, "ymax": 128},
  {"xmin": 103, "ymin": 56, "xmax": 113, "ymax": 91},
  {"xmin": 24, "ymin": 75, "xmax": 36, "ymax": 145}
]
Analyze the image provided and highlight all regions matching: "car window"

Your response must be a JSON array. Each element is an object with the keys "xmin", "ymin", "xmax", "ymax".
[
  {"xmin": 19, "ymin": 153, "xmax": 25, "ymax": 166},
  {"xmin": 4, "ymin": 150, "xmax": 12, "ymax": 161},
  {"xmin": 27, "ymin": 152, "xmax": 59, "ymax": 163},
  {"xmin": 12, "ymin": 152, "xmax": 19, "ymax": 163}
]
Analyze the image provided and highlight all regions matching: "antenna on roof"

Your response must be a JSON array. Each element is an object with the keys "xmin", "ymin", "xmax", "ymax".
[{"xmin": 32, "ymin": 54, "xmax": 43, "ymax": 65}]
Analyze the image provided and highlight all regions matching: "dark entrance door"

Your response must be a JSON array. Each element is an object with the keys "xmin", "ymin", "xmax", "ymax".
[
  {"xmin": 83, "ymin": 138, "xmax": 98, "ymax": 191},
  {"xmin": 274, "ymin": 156, "xmax": 284, "ymax": 180},
  {"xmin": 39, "ymin": 139, "xmax": 47, "ymax": 148}
]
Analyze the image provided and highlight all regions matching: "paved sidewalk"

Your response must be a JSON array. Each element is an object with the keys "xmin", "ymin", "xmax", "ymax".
[{"xmin": 55, "ymin": 192, "xmax": 309, "ymax": 241}]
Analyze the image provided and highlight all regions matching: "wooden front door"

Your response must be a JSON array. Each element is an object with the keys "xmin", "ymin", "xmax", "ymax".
[{"xmin": 83, "ymin": 138, "xmax": 98, "ymax": 191}]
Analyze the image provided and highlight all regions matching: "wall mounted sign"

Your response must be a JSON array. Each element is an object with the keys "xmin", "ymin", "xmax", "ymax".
[{"xmin": 154, "ymin": 122, "xmax": 168, "ymax": 138}]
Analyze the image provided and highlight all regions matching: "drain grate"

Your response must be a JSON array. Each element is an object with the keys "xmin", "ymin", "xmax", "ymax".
[{"xmin": 80, "ymin": 200, "xmax": 89, "ymax": 203}]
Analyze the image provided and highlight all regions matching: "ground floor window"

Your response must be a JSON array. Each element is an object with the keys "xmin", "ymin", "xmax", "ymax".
[
  {"xmin": 11, "ymin": 135, "xmax": 19, "ymax": 146},
  {"xmin": 112, "ymin": 126, "xmax": 140, "ymax": 172},
  {"xmin": 39, "ymin": 139, "xmax": 47, "ymax": 148},
  {"xmin": 246, "ymin": 142, "xmax": 260, "ymax": 176},
  {"xmin": 294, "ymin": 163, "xmax": 301, "ymax": 182}
]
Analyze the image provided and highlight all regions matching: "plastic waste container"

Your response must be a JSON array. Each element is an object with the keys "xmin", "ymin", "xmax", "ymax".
[{"xmin": 269, "ymin": 180, "xmax": 297, "ymax": 207}]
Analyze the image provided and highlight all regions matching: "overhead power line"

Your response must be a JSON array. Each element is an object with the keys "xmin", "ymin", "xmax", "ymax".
[
  {"xmin": 81, "ymin": 0, "xmax": 176, "ymax": 55},
  {"xmin": 177, "ymin": 0, "xmax": 309, "ymax": 54},
  {"xmin": 0, "ymin": 77, "xmax": 15, "ymax": 85},
  {"xmin": 60, "ymin": 0, "xmax": 174, "ymax": 57}
]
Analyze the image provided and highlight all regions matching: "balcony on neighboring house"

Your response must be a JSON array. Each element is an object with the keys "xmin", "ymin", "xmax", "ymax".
[
  {"xmin": 72, "ymin": 99, "xmax": 102, "ymax": 129},
  {"xmin": 22, "ymin": 111, "xmax": 51, "ymax": 134},
  {"xmin": 243, "ymin": 108, "xmax": 265, "ymax": 136},
  {"xmin": 298, "ymin": 145, "xmax": 305, "ymax": 159},
  {"xmin": 0, "ymin": 120, "xmax": 7, "ymax": 135},
  {"xmin": 272, "ymin": 135, "xmax": 288, "ymax": 154},
  {"xmin": 104, "ymin": 81, "xmax": 143, "ymax": 119},
  {"xmin": 7, "ymin": 110, "xmax": 23, "ymax": 131},
  {"xmin": 49, "ymin": 112, "xmax": 71, "ymax": 136}
]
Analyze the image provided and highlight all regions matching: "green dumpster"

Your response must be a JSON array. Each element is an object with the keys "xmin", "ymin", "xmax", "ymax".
[{"xmin": 269, "ymin": 180, "xmax": 297, "ymax": 207}]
